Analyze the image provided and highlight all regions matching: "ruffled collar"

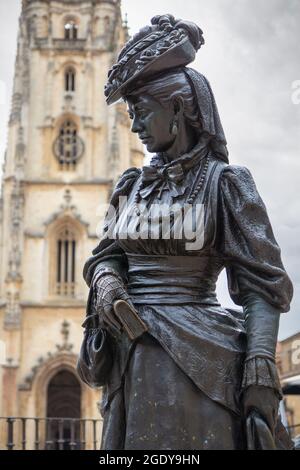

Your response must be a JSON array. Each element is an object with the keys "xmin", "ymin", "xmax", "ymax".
[{"xmin": 139, "ymin": 136, "xmax": 210, "ymax": 201}]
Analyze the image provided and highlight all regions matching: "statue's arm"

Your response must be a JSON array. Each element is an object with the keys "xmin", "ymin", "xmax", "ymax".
[
  {"xmin": 77, "ymin": 168, "xmax": 141, "ymax": 387},
  {"xmin": 217, "ymin": 164, "xmax": 293, "ymax": 432},
  {"xmin": 77, "ymin": 238, "xmax": 127, "ymax": 388},
  {"xmin": 217, "ymin": 164, "xmax": 293, "ymax": 314},
  {"xmin": 240, "ymin": 293, "xmax": 283, "ymax": 433}
]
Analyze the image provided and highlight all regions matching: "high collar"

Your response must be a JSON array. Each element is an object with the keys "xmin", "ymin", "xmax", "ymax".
[{"xmin": 150, "ymin": 135, "xmax": 210, "ymax": 169}]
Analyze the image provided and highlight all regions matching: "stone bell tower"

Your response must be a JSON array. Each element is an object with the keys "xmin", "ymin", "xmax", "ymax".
[{"xmin": 0, "ymin": 0, "xmax": 143, "ymax": 441}]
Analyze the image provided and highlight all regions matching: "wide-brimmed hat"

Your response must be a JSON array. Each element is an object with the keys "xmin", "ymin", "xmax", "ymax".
[{"xmin": 104, "ymin": 14, "xmax": 204, "ymax": 105}]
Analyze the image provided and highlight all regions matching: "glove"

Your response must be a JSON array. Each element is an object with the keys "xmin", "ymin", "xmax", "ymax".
[
  {"xmin": 94, "ymin": 270, "xmax": 131, "ymax": 338},
  {"xmin": 241, "ymin": 293, "xmax": 283, "ymax": 439},
  {"xmin": 242, "ymin": 385, "xmax": 280, "ymax": 436}
]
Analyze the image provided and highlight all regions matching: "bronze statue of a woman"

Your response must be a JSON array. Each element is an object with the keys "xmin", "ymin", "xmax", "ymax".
[{"xmin": 77, "ymin": 15, "xmax": 293, "ymax": 450}]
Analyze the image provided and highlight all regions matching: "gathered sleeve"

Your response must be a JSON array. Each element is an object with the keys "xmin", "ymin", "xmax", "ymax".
[
  {"xmin": 83, "ymin": 167, "xmax": 141, "ymax": 288},
  {"xmin": 217, "ymin": 165, "xmax": 293, "ymax": 313}
]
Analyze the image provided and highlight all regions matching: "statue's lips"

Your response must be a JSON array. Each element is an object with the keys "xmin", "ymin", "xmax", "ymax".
[{"xmin": 139, "ymin": 135, "xmax": 152, "ymax": 144}]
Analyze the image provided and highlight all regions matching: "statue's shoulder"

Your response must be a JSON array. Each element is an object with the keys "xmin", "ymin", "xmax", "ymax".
[
  {"xmin": 217, "ymin": 163, "xmax": 262, "ymax": 206},
  {"xmin": 205, "ymin": 160, "xmax": 255, "ymax": 208},
  {"xmin": 110, "ymin": 167, "xmax": 142, "ymax": 205},
  {"xmin": 219, "ymin": 163, "xmax": 253, "ymax": 181},
  {"xmin": 115, "ymin": 167, "xmax": 142, "ymax": 190}
]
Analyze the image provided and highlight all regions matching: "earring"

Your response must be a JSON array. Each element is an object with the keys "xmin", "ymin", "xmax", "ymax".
[{"xmin": 172, "ymin": 120, "xmax": 178, "ymax": 136}]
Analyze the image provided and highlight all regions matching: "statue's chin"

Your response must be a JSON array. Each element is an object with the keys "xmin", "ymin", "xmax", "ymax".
[
  {"xmin": 145, "ymin": 142, "xmax": 156, "ymax": 153},
  {"xmin": 146, "ymin": 141, "xmax": 172, "ymax": 154}
]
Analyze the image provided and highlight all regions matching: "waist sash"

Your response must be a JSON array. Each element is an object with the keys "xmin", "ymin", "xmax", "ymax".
[{"xmin": 126, "ymin": 253, "xmax": 222, "ymax": 305}]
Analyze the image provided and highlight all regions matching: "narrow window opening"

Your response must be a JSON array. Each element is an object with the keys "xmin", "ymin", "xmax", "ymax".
[
  {"xmin": 55, "ymin": 226, "xmax": 76, "ymax": 297},
  {"xmin": 65, "ymin": 68, "xmax": 76, "ymax": 92}
]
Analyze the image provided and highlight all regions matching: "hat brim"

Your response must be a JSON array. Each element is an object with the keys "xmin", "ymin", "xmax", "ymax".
[{"xmin": 106, "ymin": 36, "xmax": 196, "ymax": 105}]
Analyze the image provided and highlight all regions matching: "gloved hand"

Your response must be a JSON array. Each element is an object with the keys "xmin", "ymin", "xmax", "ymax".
[
  {"xmin": 94, "ymin": 273, "xmax": 131, "ymax": 338},
  {"xmin": 241, "ymin": 293, "xmax": 282, "ymax": 437},
  {"xmin": 242, "ymin": 385, "xmax": 280, "ymax": 436}
]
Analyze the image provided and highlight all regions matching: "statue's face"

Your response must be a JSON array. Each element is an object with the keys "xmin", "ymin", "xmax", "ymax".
[{"xmin": 126, "ymin": 94, "xmax": 176, "ymax": 154}]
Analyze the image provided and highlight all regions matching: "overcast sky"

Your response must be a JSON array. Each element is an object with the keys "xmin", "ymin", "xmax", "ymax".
[{"xmin": 0, "ymin": 0, "xmax": 299, "ymax": 340}]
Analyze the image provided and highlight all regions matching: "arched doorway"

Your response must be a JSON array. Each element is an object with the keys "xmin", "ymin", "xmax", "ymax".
[{"xmin": 46, "ymin": 369, "xmax": 81, "ymax": 449}]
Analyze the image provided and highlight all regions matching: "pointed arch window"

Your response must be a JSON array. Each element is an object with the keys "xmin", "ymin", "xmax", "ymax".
[
  {"xmin": 65, "ymin": 67, "xmax": 76, "ymax": 92},
  {"xmin": 53, "ymin": 120, "xmax": 84, "ymax": 171},
  {"xmin": 64, "ymin": 20, "xmax": 78, "ymax": 40},
  {"xmin": 55, "ymin": 224, "xmax": 77, "ymax": 297}
]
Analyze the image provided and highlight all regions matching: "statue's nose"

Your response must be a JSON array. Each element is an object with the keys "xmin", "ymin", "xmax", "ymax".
[{"xmin": 131, "ymin": 117, "xmax": 143, "ymax": 134}]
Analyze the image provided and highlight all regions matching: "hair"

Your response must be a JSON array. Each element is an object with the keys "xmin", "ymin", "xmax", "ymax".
[{"xmin": 125, "ymin": 69, "xmax": 202, "ymax": 134}]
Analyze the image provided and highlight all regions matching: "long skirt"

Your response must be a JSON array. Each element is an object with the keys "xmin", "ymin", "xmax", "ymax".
[{"xmin": 101, "ymin": 332, "xmax": 245, "ymax": 450}]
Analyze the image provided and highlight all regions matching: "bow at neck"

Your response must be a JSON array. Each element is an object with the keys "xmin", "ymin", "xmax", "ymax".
[{"xmin": 139, "ymin": 138, "xmax": 210, "ymax": 200}]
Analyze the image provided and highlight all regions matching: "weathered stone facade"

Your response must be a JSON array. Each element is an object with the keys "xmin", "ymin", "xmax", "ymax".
[{"xmin": 0, "ymin": 0, "xmax": 143, "ymax": 447}]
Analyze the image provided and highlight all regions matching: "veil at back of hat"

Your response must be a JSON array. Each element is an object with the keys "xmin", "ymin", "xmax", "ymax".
[{"xmin": 183, "ymin": 68, "xmax": 229, "ymax": 163}]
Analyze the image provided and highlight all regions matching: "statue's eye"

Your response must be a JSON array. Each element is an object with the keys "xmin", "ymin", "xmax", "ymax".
[{"xmin": 138, "ymin": 110, "xmax": 148, "ymax": 119}]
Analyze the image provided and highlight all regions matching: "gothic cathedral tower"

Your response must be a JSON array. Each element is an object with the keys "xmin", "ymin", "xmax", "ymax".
[{"xmin": 0, "ymin": 0, "xmax": 143, "ymax": 444}]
